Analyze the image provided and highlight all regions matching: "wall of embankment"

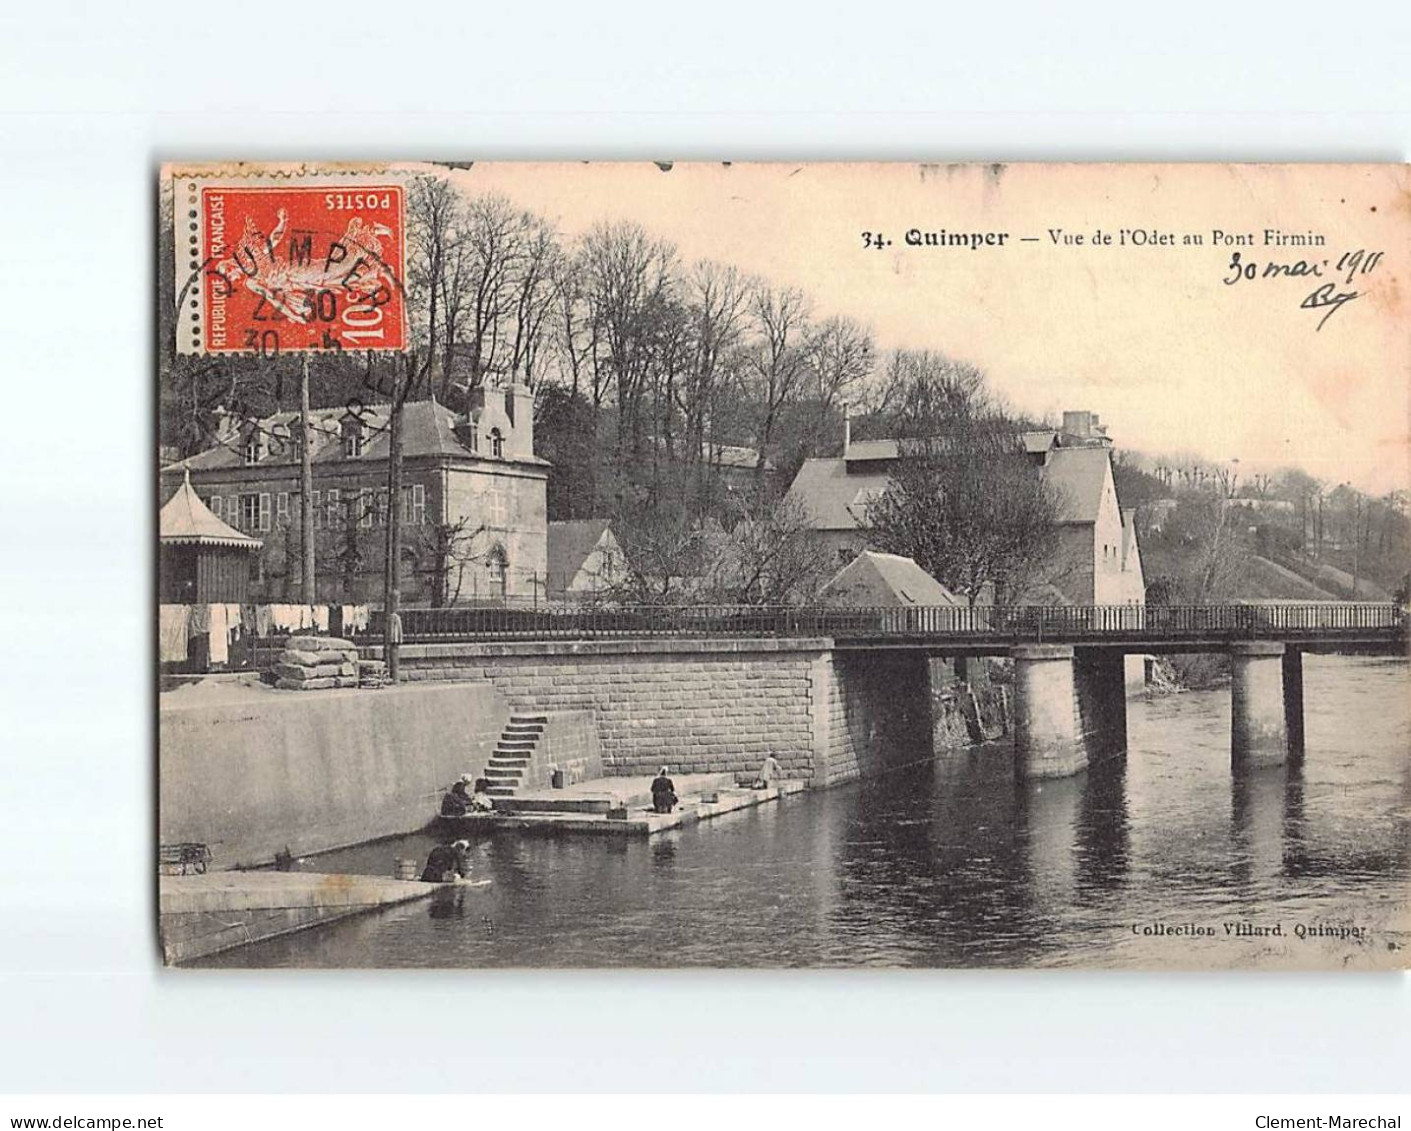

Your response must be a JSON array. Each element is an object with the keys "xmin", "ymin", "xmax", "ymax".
[
  {"xmin": 366, "ymin": 639, "xmax": 933, "ymax": 787},
  {"xmin": 160, "ymin": 640, "xmax": 936, "ymax": 867},
  {"xmin": 159, "ymin": 682, "xmax": 507, "ymax": 869}
]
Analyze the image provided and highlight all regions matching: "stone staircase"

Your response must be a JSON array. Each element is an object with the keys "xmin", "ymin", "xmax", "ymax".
[{"xmin": 481, "ymin": 714, "xmax": 548, "ymax": 797}]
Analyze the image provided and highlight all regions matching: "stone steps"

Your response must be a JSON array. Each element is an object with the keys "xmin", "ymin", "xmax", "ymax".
[{"xmin": 479, "ymin": 714, "xmax": 549, "ymax": 797}]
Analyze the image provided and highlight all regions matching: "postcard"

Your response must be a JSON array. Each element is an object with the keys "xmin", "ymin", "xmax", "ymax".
[{"xmin": 156, "ymin": 161, "xmax": 1409, "ymax": 969}]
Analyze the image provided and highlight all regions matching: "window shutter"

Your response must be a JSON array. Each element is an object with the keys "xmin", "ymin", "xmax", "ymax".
[
  {"xmin": 326, "ymin": 488, "xmax": 339, "ymax": 528},
  {"xmin": 277, "ymin": 492, "xmax": 289, "ymax": 525},
  {"xmin": 259, "ymin": 493, "xmax": 271, "ymax": 532},
  {"xmin": 210, "ymin": 494, "xmax": 222, "ymax": 520},
  {"xmin": 311, "ymin": 489, "xmax": 321, "ymax": 529},
  {"xmin": 413, "ymin": 483, "xmax": 425, "ymax": 525}
]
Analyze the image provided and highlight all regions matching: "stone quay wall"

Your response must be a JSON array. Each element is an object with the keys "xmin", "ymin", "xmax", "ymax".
[
  {"xmin": 162, "ymin": 640, "xmax": 943, "ymax": 868},
  {"xmin": 159, "ymin": 681, "xmax": 507, "ymax": 869},
  {"xmin": 369, "ymin": 639, "xmax": 932, "ymax": 785}
]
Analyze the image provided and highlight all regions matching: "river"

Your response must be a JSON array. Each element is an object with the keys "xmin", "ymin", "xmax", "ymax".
[{"xmin": 200, "ymin": 655, "xmax": 1410, "ymax": 969}]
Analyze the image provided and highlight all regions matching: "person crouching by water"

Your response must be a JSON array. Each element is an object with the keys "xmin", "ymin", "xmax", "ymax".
[
  {"xmin": 753, "ymin": 753, "xmax": 782, "ymax": 789},
  {"xmin": 470, "ymin": 777, "xmax": 495, "ymax": 812},
  {"xmin": 651, "ymin": 766, "xmax": 678, "ymax": 813},
  {"xmin": 421, "ymin": 839, "xmax": 472, "ymax": 883},
  {"xmin": 440, "ymin": 775, "xmax": 474, "ymax": 817}
]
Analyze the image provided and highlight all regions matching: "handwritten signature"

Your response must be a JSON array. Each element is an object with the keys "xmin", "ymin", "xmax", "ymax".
[{"xmin": 1300, "ymin": 283, "xmax": 1359, "ymax": 331}]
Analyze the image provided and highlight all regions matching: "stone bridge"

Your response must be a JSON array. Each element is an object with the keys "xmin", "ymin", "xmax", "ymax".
[{"xmin": 357, "ymin": 602, "xmax": 1406, "ymax": 781}]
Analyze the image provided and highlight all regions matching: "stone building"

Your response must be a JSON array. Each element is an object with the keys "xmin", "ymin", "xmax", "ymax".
[
  {"xmin": 784, "ymin": 408, "xmax": 1145, "ymax": 608},
  {"xmin": 160, "ymin": 383, "xmax": 549, "ymax": 606}
]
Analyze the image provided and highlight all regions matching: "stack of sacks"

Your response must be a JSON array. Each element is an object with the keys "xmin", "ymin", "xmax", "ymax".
[
  {"xmin": 358, "ymin": 659, "xmax": 390, "ymax": 689},
  {"xmin": 274, "ymin": 636, "xmax": 359, "ymax": 691}
]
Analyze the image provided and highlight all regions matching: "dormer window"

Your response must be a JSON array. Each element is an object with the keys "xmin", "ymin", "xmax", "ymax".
[
  {"xmin": 342, "ymin": 417, "xmax": 364, "ymax": 458},
  {"xmin": 242, "ymin": 429, "xmax": 262, "ymax": 466},
  {"xmin": 489, "ymin": 428, "xmax": 504, "ymax": 459}
]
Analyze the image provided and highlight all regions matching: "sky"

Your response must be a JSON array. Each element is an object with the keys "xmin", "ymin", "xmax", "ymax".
[{"xmin": 436, "ymin": 162, "xmax": 1408, "ymax": 495}]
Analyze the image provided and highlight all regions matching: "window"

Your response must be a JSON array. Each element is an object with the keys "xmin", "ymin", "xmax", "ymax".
[
  {"xmin": 276, "ymin": 491, "xmax": 289, "ymax": 526},
  {"xmin": 325, "ymin": 488, "xmax": 340, "ymax": 528},
  {"xmin": 489, "ymin": 428, "xmax": 504, "ymax": 459},
  {"xmin": 342, "ymin": 417, "xmax": 364, "ymax": 458},
  {"xmin": 209, "ymin": 494, "xmax": 222, "ymax": 520},
  {"xmin": 399, "ymin": 483, "xmax": 426, "ymax": 525},
  {"xmin": 311, "ymin": 489, "xmax": 322, "ymax": 529},
  {"xmin": 242, "ymin": 429, "xmax": 263, "ymax": 466},
  {"xmin": 375, "ymin": 487, "xmax": 389, "ymax": 526},
  {"xmin": 268, "ymin": 421, "xmax": 293, "ymax": 458},
  {"xmin": 487, "ymin": 545, "xmax": 508, "ymax": 599},
  {"xmin": 358, "ymin": 487, "xmax": 373, "ymax": 528},
  {"xmin": 239, "ymin": 493, "xmax": 260, "ymax": 531}
]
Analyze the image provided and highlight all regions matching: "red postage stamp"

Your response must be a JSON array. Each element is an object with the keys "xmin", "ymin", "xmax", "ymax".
[{"xmin": 174, "ymin": 171, "xmax": 407, "ymax": 355}]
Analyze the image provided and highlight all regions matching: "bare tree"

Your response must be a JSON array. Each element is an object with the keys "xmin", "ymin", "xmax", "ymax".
[
  {"xmin": 406, "ymin": 175, "xmax": 461, "ymax": 397},
  {"xmin": 742, "ymin": 283, "xmax": 812, "ymax": 488},
  {"xmin": 706, "ymin": 496, "xmax": 833, "ymax": 605},
  {"xmin": 580, "ymin": 220, "xmax": 678, "ymax": 465},
  {"xmin": 416, "ymin": 516, "xmax": 490, "ymax": 605},
  {"xmin": 506, "ymin": 213, "xmax": 565, "ymax": 387},
  {"xmin": 861, "ymin": 352, "xmax": 1061, "ymax": 603}
]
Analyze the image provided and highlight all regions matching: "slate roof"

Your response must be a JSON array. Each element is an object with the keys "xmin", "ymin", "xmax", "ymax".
[
  {"xmin": 166, "ymin": 398, "xmax": 549, "ymax": 471},
  {"xmin": 843, "ymin": 439, "xmax": 901, "ymax": 462},
  {"xmin": 821, "ymin": 551, "xmax": 961, "ymax": 607},
  {"xmin": 788, "ymin": 443, "xmax": 1113, "ymax": 530},
  {"xmin": 547, "ymin": 519, "xmax": 614, "ymax": 585},
  {"xmin": 784, "ymin": 458, "xmax": 890, "ymax": 531},
  {"xmin": 1042, "ymin": 446, "xmax": 1110, "ymax": 524},
  {"xmin": 158, "ymin": 471, "xmax": 262, "ymax": 549}
]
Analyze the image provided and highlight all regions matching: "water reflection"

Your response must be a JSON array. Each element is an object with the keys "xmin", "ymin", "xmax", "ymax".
[
  {"xmin": 200, "ymin": 656, "xmax": 1409, "ymax": 970},
  {"xmin": 1075, "ymin": 759, "xmax": 1130, "ymax": 897}
]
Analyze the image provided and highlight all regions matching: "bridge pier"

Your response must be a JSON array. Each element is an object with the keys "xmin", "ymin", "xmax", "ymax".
[
  {"xmin": 1074, "ymin": 648, "xmax": 1128, "ymax": 764},
  {"xmin": 1230, "ymin": 641, "xmax": 1288, "ymax": 767},
  {"xmin": 1282, "ymin": 647, "xmax": 1305, "ymax": 759},
  {"xmin": 1012, "ymin": 644, "xmax": 1085, "ymax": 778}
]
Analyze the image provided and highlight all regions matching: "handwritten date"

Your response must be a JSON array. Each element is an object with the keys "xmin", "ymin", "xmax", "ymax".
[{"xmin": 1223, "ymin": 248, "xmax": 1383, "ymax": 331}]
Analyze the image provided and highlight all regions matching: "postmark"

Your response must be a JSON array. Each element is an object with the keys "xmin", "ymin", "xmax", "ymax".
[{"xmin": 173, "ymin": 168, "xmax": 408, "ymax": 355}]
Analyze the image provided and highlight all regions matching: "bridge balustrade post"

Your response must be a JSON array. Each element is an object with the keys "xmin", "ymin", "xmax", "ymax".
[{"xmin": 1230, "ymin": 641, "xmax": 1288, "ymax": 768}]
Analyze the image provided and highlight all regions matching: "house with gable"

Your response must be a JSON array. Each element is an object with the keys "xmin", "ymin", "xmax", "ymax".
[
  {"xmin": 785, "ymin": 409, "xmax": 1145, "ymax": 609},
  {"xmin": 546, "ymin": 518, "xmax": 625, "ymax": 601}
]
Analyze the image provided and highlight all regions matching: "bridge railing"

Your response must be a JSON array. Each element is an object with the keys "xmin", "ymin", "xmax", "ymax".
[{"xmin": 350, "ymin": 602, "xmax": 1406, "ymax": 644}]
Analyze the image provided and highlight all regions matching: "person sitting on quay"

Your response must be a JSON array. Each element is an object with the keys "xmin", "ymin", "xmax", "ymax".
[
  {"xmin": 753, "ymin": 754, "xmax": 783, "ymax": 790},
  {"xmin": 651, "ymin": 766, "xmax": 678, "ymax": 814},
  {"xmin": 421, "ymin": 839, "xmax": 472, "ymax": 883},
  {"xmin": 470, "ymin": 778, "xmax": 495, "ymax": 812},
  {"xmin": 440, "ymin": 775, "xmax": 474, "ymax": 817}
]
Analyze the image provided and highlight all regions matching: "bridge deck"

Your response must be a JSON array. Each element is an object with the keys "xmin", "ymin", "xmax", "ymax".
[{"xmin": 353, "ymin": 602, "xmax": 1408, "ymax": 654}]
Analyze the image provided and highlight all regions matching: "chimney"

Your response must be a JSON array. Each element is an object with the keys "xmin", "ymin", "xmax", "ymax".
[
  {"xmin": 1062, "ymin": 410, "xmax": 1092, "ymax": 439},
  {"xmin": 843, "ymin": 407, "xmax": 852, "ymax": 456},
  {"xmin": 506, "ymin": 381, "xmax": 534, "ymax": 457},
  {"xmin": 211, "ymin": 404, "xmax": 239, "ymax": 444}
]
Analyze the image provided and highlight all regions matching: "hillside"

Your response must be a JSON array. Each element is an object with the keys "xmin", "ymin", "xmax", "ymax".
[{"xmin": 1238, "ymin": 556, "xmax": 1343, "ymax": 601}]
